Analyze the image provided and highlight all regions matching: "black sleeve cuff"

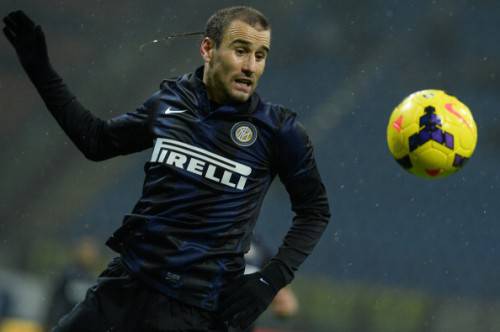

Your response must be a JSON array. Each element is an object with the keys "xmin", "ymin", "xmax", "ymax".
[{"xmin": 260, "ymin": 260, "xmax": 290, "ymax": 292}]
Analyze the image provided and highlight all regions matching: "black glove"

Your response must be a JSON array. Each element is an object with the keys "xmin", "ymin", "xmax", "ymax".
[
  {"xmin": 219, "ymin": 262, "xmax": 288, "ymax": 329},
  {"xmin": 3, "ymin": 10, "xmax": 51, "ymax": 81}
]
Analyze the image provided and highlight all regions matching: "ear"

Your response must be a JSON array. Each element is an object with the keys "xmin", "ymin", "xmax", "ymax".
[{"xmin": 200, "ymin": 37, "xmax": 215, "ymax": 63}]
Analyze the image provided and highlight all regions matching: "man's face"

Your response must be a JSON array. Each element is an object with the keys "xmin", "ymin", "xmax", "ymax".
[{"xmin": 202, "ymin": 20, "xmax": 271, "ymax": 104}]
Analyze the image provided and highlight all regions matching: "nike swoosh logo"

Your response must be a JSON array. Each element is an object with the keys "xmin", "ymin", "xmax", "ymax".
[
  {"xmin": 259, "ymin": 277, "xmax": 270, "ymax": 286},
  {"xmin": 164, "ymin": 106, "xmax": 187, "ymax": 115},
  {"xmin": 444, "ymin": 103, "xmax": 472, "ymax": 130}
]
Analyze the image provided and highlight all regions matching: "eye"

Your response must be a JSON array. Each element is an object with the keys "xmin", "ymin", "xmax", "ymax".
[
  {"xmin": 255, "ymin": 52, "xmax": 267, "ymax": 61},
  {"xmin": 235, "ymin": 48, "xmax": 246, "ymax": 56}
]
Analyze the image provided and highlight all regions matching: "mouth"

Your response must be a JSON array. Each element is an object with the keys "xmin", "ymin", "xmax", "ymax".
[{"xmin": 233, "ymin": 78, "xmax": 253, "ymax": 93}]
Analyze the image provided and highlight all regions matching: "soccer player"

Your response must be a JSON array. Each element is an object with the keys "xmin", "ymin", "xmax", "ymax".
[{"xmin": 3, "ymin": 6, "xmax": 330, "ymax": 332}]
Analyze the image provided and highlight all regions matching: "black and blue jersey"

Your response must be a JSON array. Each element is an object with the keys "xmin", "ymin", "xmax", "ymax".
[{"xmin": 34, "ymin": 66, "xmax": 330, "ymax": 311}]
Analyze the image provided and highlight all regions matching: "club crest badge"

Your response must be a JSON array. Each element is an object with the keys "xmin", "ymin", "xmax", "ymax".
[{"xmin": 231, "ymin": 121, "xmax": 258, "ymax": 147}]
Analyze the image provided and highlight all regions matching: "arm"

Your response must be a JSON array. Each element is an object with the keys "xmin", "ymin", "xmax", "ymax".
[
  {"xmin": 266, "ymin": 114, "xmax": 331, "ymax": 286},
  {"xmin": 3, "ymin": 11, "xmax": 153, "ymax": 161},
  {"xmin": 220, "ymin": 112, "xmax": 330, "ymax": 329},
  {"xmin": 247, "ymin": 238, "xmax": 299, "ymax": 317}
]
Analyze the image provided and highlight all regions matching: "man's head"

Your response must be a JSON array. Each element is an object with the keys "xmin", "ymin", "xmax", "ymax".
[{"xmin": 201, "ymin": 6, "xmax": 271, "ymax": 104}]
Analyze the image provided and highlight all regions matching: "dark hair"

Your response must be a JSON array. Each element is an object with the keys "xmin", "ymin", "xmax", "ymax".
[{"xmin": 205, "ymin": 6, "xmax": 270, "ymax": 48}]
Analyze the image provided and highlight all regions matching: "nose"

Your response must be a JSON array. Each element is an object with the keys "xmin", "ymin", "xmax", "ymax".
[{"xmin": 242, "ymin": 54, "xmax": 257, "ymax": 76}]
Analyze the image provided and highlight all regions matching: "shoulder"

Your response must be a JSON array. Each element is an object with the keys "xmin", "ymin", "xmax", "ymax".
[
  {"xmin": 255, "ymin": 99, "xmax": 299, "ymax": 133},
  {"xmin": 142, "ymin": 72, "xmax": 189, "ymax": 108},
  {"xmin": 265, "ymin": 102, "xmax": 309, "ymax": 141},
  {"xmin": 159, "ymin": 71, "xmax": 192, "ymax": 91}
]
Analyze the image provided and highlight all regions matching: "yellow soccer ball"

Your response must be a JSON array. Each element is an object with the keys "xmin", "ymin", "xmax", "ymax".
[{"xmin": 387, "ymin": 90, "xmax": 477, "ymax": 178}]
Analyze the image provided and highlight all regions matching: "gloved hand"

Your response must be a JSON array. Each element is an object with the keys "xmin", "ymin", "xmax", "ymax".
[
  {"xmin": 219, "ymin": 267, "xmax": 285, "ymax": 329},
  {"xmin": 3, "ymin": 10, "xmax": 51, "ymax": 79}
]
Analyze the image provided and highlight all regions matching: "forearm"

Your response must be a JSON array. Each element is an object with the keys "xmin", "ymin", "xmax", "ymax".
[
  {"xmin": 270, "ymin": 209, "xmax": 329, "ymax": 283},
  {"xmin": 265, "ymin": 167, "xmax": 331, "ymax": 287},
  {"xmin": 4, "ymin": 11, "xmax": 125, "ymax": 161},
  {"xmin": 31, "ymin": 66, "xmax": 118, "ymax": 161}
]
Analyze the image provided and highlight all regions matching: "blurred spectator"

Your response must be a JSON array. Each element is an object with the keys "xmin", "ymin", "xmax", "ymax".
[
  {"xmin": 0, "ymin": 284, "xmax": 41, "ymax": 332},
  {"xmin": 0, "ymin": 288, "xmax": 11, "ymax": 323},
  {"xmin": 43, "ymin": 237, "xmax": 100, "ymax": 330}
]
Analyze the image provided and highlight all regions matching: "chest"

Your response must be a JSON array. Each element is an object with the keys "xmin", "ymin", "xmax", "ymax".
[{"xmin": 148, "ymin": 105, "xmax": 276, "ymax": 191}]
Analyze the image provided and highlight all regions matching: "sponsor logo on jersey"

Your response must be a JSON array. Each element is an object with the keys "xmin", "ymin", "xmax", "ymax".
[
  {"xmin": 151, "ymin": 138, "xmax": 252, "ymax": 190},
  {"xmin": 231, "ymin": 121, "xmax": 258, "ymax": 147}
]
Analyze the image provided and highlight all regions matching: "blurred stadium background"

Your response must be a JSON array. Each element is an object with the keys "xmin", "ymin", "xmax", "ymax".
[{"xmin": 1, "ymin": 0, "xmax": 500, "ymax": 331}]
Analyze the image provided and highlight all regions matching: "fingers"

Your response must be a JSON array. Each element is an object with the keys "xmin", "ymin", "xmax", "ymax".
[
  {"xmin": 235, "ymin": 308, "xmax": 260, "ymax": 329},
  {"xmin": 219, "ymin": 277, "xmax": 246, "ymax": 304},
  {"xmin": 219, "ymin": 288, "xmax": 243, "ymax": 309},
  {"xmin": 3, "ymin": 26, "xmax": 17, "ymax": 46},
  {"xmin": 219, "ymin": 282, "xmax": 242, "ymax": 300},
  {"xmin": 3, "ymin": 9, "xmax": 50, "ymax": 70},
  {"xmin": 3, "ymin": 15, "xmax": 17, "ymax": 32},
  {"xmin": 13, "ymin": 10, "xmax": 35, "ymax": 31},
  {"xmin": 3, "ymin": 10, "xmax": 35, "ymax": 34},
  {"xmin": 220, "ymin": 296, "xmax": 252, "ymax": 320}
]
